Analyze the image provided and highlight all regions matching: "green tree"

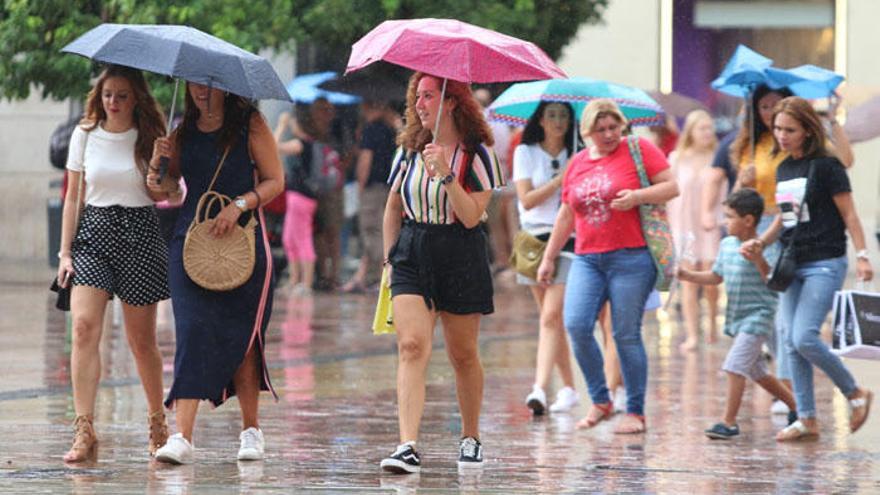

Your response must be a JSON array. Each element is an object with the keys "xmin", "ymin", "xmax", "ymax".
[{"xmin": 0, "ymin": 0, "xmax": 606, "ymax": 102}]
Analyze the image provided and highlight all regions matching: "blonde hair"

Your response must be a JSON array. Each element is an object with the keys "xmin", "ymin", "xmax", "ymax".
[
  {"xmin": 673, "ymin": 109, "xmax": 717, "ymax": 157},
  {"xmin": 580, "ymin": 99, "xmax": 628, "ymax": 136}
]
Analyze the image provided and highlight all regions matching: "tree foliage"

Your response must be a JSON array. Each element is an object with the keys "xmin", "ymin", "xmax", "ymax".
[{"xmin": 0, "ymin": 0, "xmax": 606, "ymax": 102}]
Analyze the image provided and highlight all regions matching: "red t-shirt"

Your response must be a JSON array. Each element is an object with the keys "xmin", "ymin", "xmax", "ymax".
[{"xmin": 562, "ymin": 136, "xmax": 669, "ymax": 254}]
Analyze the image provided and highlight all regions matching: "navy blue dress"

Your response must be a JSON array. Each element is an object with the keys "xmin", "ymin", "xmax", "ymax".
[{"xmin": 165, "ymin": 118, "xmax": 276, "ymax": 408}]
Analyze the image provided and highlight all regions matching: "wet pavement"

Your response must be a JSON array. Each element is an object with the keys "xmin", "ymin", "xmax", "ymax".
[{"xmin": 1, "ymin": 273, "xmax": 879, "ymax": 493}]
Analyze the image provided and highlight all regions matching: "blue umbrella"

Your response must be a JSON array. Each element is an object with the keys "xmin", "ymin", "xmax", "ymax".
[
  {"xmin": 710, "ymin": 44, "xmax": 775, "ymax": 97},
  {"xmin": 62, "ymin": 23, "xmax": 291, "ymax": 102},
  {"xmin": 766, "ymin": 64, "xmax": 844, "ymax": 99},
  {"xmin": 286, "ymin": 72, "xmax": 362, "ymax": 105}
]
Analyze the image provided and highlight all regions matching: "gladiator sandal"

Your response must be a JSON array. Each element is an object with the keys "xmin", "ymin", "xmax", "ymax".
[
  {"xmin": 148, "ymin": 411, "xmax": 170, "ymax": 456},
  {"xmin": 63, "ymin": 414, "xmax": 98, "ymax": 463}
]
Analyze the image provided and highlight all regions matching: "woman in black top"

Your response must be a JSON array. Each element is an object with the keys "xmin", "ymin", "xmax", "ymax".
[{"xmin": 747, "ymin": 97, "xmax": 873, "ymax": 441}]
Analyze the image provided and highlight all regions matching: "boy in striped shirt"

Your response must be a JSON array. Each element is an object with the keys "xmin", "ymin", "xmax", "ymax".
[{"xmin": 677, "ymin": 188, "xmax": 797, "ymax": 440}]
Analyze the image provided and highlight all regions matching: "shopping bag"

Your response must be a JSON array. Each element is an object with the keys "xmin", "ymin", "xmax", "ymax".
[
  {"xmin": 372, "ymin": 268, "xmax": 395, "ymax": 335},
  {"xmin": 832, "ymin": 290, "xmax": 880, "ymax": 360}
]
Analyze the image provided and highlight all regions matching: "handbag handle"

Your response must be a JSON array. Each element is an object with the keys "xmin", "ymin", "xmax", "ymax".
[{"xmin": 626, "ymin": 135, "xmax": 651, "ymax": 190}]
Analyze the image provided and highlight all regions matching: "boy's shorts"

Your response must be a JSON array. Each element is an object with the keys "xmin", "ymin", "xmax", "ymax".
[{"xmin": 722, "ymin": 332, "xmax": 769, "ymax": 381}]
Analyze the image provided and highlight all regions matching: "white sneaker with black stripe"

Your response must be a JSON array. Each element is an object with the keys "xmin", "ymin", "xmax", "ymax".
[
  {"xmin": 380, "ymin": 442, "xmax": 421, "ymax": 474},
  {"xmin": 457, "ymin": 437, "xmax": 483, "ymax": 468}
]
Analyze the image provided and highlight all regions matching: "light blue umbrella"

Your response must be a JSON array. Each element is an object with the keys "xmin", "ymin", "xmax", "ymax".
[
  {"xmin": 488, "ymin": 77, "xmax": 665, "ymax": 128},
  {"xmin": 766, "ymin": 64, "xmax": 844, "ymax": 99},
  {"xmin": 286, "ymin": 72, "xmax": 362, "ymax": 105},
  {"xmin": 62, "ymin": 24, "xmax": 291, "ymax": 102},
  {"xmin": 710, "ymin": 44, "xmax": 775, "ymax": 97}
]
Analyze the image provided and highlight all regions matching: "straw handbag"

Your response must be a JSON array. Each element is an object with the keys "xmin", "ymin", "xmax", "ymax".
[{"xmin": 183, "ymin": 148, "xmax": 256, "ymax": 291}]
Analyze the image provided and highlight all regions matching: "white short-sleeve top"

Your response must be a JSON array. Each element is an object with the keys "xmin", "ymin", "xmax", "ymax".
[
  {"xmin": 512, "ymin": 143, "xmax": 569, "ymax": 232},
  {"xmin": 66, "ymin": 124, "xmax": 153, "ymax": 207}
]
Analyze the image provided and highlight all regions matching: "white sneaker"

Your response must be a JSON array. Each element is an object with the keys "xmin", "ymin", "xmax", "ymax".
[
  {"xmin": 770, "ymin": 399, "xmax": 791, "ymax": 415},
  {"xmin": 525, "ymin": 386, "xmax": 547, "ymax": 416},
  {"xmin": 549, "ymin": 386, "xmax": 580, "ymax": 413},
  {"xmin": 612, "ymin": 386, "xmax": 627, "ymax": 413},
  {"xmin": 237, "ymin": 427, "xmax": 265, "ymax": 461},
  {"xmin": 155, "ymin": 433, "xmax": 194, "ymax": 465}
]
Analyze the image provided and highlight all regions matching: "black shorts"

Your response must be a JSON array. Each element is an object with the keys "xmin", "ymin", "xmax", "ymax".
[{"xmin": 389, "ymin": 219, "xmax": 494, "ymax": 315}]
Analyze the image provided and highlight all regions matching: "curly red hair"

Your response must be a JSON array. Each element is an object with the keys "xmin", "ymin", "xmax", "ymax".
[{"xmin": 397, "ymin": 72, "xmax": 494, "ymax": 153}]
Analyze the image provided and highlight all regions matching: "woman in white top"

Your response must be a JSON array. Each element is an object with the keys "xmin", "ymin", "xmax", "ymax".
[
  {"xmin": 666, "ymin": 110, "xmax": 721, "ymax": 351},
  {"xmin": 56, "ymin": 65, "xmax": 172, "ymax": 462},
  {"xmin": 513, "ymin": 101, "xmax": 581, "ymax": 415}
]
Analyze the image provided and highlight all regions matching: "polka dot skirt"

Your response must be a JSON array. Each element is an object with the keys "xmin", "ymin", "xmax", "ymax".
[{"xmin": 72, "ymin": 205, "xmax": 171, "ymax": 306}]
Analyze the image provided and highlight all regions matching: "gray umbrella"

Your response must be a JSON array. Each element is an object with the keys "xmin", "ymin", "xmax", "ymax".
[
  {"xmin": 62, "ymin": 23, "xmax": 291, "ymax": 102},
  {"xmin": 844, "ymin": 95, "xmax": 880, "ymax": 143}
]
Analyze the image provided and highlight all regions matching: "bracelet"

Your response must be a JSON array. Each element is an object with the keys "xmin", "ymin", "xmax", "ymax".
[
  {"xmin": 383, "ymin": 258, "xmax": 390, "ymax": 266},
  {"xmin": 57, "ymin": 250, "xmax": 70, "ymax": 259},
  {"xmin": 251, "ymin": 189, "xmax": 262, "ymax": 208},
  {"xmin": 856, "ymin": 249, "xmax": 870, "ymax": 261}
]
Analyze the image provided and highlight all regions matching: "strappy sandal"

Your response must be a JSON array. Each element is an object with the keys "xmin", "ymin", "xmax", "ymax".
[
  {"xmin": 849, "ymin": 389, "xmax": 873, "ymax": 433},
  {"xmin": 614, "ymin": 413, "xmax": 646, "ymax": 435},
  {"xmin": 63, "ymin": 414, "xmax": 98, "ymax": 462},
  {"xmin": 776, "ymin": 420, "xmax": 819, "ymax": 442},
  {"xmin": 148, "ymin": 411, "xmax": 170, "ymax": 456},
  {"xmin": 576, "ymin": 402, "xmax": 614, "ymax": 429}
]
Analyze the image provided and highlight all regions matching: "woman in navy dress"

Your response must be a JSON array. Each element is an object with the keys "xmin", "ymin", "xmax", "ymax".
[{"xmin": 147, "ymin": 83, "xmax": 283, "ymax": 464}]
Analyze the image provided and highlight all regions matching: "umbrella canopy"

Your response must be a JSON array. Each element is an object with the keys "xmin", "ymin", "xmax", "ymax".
[
  {"xmin": 766, "ymin": 64, "xmax": 844, "ymax": 99},
  {"xmin": 711, "ymin": 45, "xmax": 774, "ymax": 97},
  {"xmin": 488, "ymin": 78, "xmax": 665, "ymax": 127},
  {"xmin": 345, "ymin": 18, "xmax": 566, "ymax": 84},
  {"xmin": 844, "ymin": 95, "xmax": 880, "ymax": 143},
  {"xmin": 286, "ymin": 71, "xmax": 361, "ymax": 105},
  {"xmin": 62, "ymin": 23, "xmax": 290, "ymax": 101},
  {"xmin": 648, "ymin": 91, "xmax": 708, "ymax": 119}
]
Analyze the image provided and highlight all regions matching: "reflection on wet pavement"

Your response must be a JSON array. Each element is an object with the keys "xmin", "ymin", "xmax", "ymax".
[{"xmin": 0, "ymin": 282, "xmax": 878, "ymax": 493}]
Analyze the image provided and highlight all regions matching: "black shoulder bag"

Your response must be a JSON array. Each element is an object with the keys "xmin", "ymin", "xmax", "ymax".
[{"xmin": 766, "ymin": 160, "xmax": 816, "ymax": 292}]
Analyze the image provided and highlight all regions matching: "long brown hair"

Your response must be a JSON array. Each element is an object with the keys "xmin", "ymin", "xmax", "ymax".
[
  {"xmin": 397, "ymin": 72, "xmax": 494, "ymax": 153},
  {"xmin": 81, "ymin": 65, "xmax": 166, "ymax": 175},
  {"xmin": 175, "ymin": 84, "xmax": 257, "ymax": 154},
  {"xmin": 728, "ymin": 85, "xmax": 792, "ymax": 168},
  {"xmin": 770, "ymin": 96, "xmax": 828, "ymax": 159}
]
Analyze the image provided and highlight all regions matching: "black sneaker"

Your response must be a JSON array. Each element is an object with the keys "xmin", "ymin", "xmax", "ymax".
[
  {"xmin": 457, "ymin": 437, "xmax": 483, "ymax": 468},
  {"xmin": 380, "ymin": 443, "xmax": 421, "ymax": 474},
  {"xmin": 704, "ymin": 422, "xmax": 740, "ymax": 440}
]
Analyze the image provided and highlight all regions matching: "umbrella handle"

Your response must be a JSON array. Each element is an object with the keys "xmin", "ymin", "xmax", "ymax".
[{"xmin": 431, "ymin": 78, "xmax": 448, "ymax": 144}]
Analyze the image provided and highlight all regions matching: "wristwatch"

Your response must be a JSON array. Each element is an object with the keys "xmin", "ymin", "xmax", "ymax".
[
  {"xmin": 856, "ymin": 249, "xmax": 870, "ymax": 261},
  {"xmin": 233, "ymin": 196, "xmax": 249, "ymax": 212},
  {"xmin": 440, "ymin": 172, "xmax": 455, "ymax": 185}
]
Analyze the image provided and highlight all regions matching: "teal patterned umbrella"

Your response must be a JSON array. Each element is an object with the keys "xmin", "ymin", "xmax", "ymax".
[{"xmin": 488, "ymin": 77, "xmax": 665, "ymax": 127}]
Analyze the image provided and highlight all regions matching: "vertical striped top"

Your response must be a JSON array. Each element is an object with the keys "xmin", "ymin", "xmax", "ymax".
[{"xmin": 387, "ymin": 143, "xmax": 505, "ymax": 224}]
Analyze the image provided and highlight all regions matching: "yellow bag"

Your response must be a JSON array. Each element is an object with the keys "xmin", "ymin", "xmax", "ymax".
[
  {"xmin": 372, "ymin": 268, "xmax": 395, "ymax": 335},
  {"xmin": 509, "ymin": 230, "xmax": 548, "ymax": 280}
]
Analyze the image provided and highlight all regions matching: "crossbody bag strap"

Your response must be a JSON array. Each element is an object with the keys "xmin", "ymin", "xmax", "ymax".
[
  {"xmin": 786, "ymin": 159, "xmax": 818, "ymax": 246},
  {"xmin": 72, "ymin": 130, "xmax": 90, "ymax": 234},
  {"xmin": 205, "ymin": 146, "xmax": 233, "ymax": 193}
]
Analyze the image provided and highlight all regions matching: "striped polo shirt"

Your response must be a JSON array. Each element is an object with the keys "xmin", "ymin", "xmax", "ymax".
[{"xmin": 387, "ymin": 143, "xmax": 505, "ymax": 224}]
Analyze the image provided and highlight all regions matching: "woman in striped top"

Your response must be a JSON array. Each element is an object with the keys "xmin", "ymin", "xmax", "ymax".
[{"xmin": 379, "ymin": 72, "xmax": 504, "ymax": 474}]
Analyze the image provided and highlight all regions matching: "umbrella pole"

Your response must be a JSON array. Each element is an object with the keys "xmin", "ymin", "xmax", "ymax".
[
  {"xmin": 431, "ymin": 78, "xmax": 449, "ymax": 144},
  {"xmin": 748, "ymin": 86, "xmax": 756, "ymax": 163},
  {"xmin": 166, "ymin": 78, "xmax": 180, "ymax": 133}
]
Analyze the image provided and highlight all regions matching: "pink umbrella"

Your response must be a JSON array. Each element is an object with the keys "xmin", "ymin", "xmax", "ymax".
[
  {"xmin": 346, "ymin": 18, "xmax": 566, "ymax": 84},
  {"xmin": 346, "ymin": 18, "xmax": 567, "ymax": 141}
]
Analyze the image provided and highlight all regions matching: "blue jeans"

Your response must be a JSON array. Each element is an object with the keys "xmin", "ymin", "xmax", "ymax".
[
  {"xmin": 758, "ymin": 214, "xmax": 790, "ymax": 381},
  {"xmin": 563, "ymin": 248, "xmax": 656, "ymax": 415},
  {"xmin": 780, "ymin": 255, "xmax": 857, "ymax": 418}
]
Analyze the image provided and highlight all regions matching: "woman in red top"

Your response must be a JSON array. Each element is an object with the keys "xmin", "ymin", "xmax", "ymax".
[{"xmin": 537, "ymin": 99, "xmax": 678, "ymax": 434}]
